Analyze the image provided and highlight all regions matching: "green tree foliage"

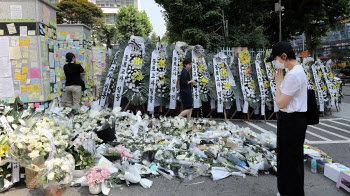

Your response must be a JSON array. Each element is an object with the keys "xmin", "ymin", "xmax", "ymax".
[
  {"xmin": 150, "ymin": 32, "xmax": 159, "ymax": 44},
  {"xmin": 329, "ymin": 47, "xmax": 350, "ymax": 62},
  {"xmin": 55, "ymin": 0, "xmax": 103, "ymax": 26},
  {"xmin": 96, "ymin": 24, "xmax": 119, "ymax": 49},
  {"xmin": 161, "ymin": 31, "xmax": 170, "ymax": 43},
  {"xmin": 115, "ymin": 5, "xmax": 153, "ymax": 41}
]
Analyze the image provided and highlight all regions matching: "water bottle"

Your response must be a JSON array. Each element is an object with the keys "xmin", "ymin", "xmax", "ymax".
[{"xmin": 311, "ymin": 157, "xmax": 317, "ymax": 173}]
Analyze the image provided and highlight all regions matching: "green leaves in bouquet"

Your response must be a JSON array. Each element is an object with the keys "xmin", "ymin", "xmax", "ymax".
[{"xmin": 75, "ymin": 146, "xmax": 95, "ymax": 170}]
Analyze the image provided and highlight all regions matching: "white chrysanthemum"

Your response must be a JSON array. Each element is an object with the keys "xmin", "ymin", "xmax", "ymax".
[
  {"xmin": 28, "ymin": 150, "xmax": 40, "ymax": 159},
  {"xmin": 6, "ymin": 116, "xmax": 14, "ymax": 123},
  {"xmin": 47, "ymin": 172, "xmax": 55, "ymax": 181}
]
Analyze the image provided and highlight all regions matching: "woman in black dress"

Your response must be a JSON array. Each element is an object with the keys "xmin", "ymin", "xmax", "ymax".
[{"xmin": 178, "ymin": 58, "xmax": 197, "ymax": 120}]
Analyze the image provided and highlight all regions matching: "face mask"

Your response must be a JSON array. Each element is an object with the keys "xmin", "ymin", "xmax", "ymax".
[{"xmin": 274, "ymin": 59, "xmax": 285, "ymax": 69}]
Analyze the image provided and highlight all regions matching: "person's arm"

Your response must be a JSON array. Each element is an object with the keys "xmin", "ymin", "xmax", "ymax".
[
  {"xmin": 275, "ymin": 69, "xmax": 295, "ymax": 109},
  {"xmin": 78, "ymin": 62, "xmax": 85, "ymax": 73}
]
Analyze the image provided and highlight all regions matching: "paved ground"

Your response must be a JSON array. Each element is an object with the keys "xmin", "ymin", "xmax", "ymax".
[{"xmin": 3, "ymin": 87, "xmax": 350, "ymax": 196}]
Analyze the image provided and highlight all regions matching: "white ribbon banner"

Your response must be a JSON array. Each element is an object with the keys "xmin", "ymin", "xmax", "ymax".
[
  {"xmin": 192, "ymin": 50, "xmax": 201, "ymax": 108},
  {"xmin": 311, "ymin": 64, "xmax": 324, "ymax": 112},
  {"xmin": 147, "ymin": 50, "xmax": 158, "ymax": 112},
  {"xmin": 213, "ymin": 58, "xmax": 223, "ymax": 113},
  {"xmin": 99, "ymin": 51, "xmax": 121, "ymax": 107},
  {"xmin": 0, "ymin": 116, "xmax": 13, "ymax": 133},
  {"xmin": 226, "ymin": 59, "xmax": 241, "ymax": 111},
  {"xmin": 320, "ymin": 64, "xmax": 335, "ymax": 106},
  {"xmin": 264, "ymin": 61, "xmax": 279, "ymax": 112},
  {"xmin": 255, "ymin": 59, "xmax": 266, "ymax": 115},
  {"xmin": 169, "ymin": 50, "xmax": 179, "ymax": 109},
  {"xmin": 238, "ymin": 59, "xmax": 249, "ymax": 113},
  {"xmin": 113, "ymin": 46, "xmax": 131, "ymax": 108}
]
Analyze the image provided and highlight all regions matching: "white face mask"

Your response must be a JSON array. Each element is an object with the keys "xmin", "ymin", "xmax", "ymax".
[{"xmin": 274, "ymin": 59, "xmax": 285, "ymax": 69}]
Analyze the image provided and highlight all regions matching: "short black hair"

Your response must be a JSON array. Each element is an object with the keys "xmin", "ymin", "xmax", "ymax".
[
  {"xmin": 183, "ymin": 58, "xmax": 192, "ymax": 66},
  {"xmin": 66, "ymin": 52, "xmax": 75, "ymax": 63}
]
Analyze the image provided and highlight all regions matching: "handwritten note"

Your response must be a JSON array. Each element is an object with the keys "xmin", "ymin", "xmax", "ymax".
[
  {"xmin": 0, "ymin": 78, "xmax": 15, "ymax": 98},
  {"xmin": 20, "ymin": 26, "xmax": 27, "ymax": 36},
  {"xmin": 22, "ymin": 66, "xmax": 28, "ymax": 74},
  {"xmin": 29, "ymin": 68, "xmax": 41, "ymax": 78},
  {"xmin": 6, "ymin": 23, "xmax": 17, "ymax": 34},
  {"xmin": 9, "ymin": 47, "xmax": 21, "ymax": 59},
  {"xmin": 10, "ymin": 5, "xmax": 22, "ymax": 19},
  {"xmin": 34, "ymin": 84, "xmax": 40, "ymax": 91},
  {"xmin": 27, "ymin": 85, "xmax": 33, "ymax": 92},
  {"xmin": 20, "ymin": 85, "xmax": 26, "ymax": 92},
  {"xmin": 42, "ymin": 5, "xmax": 50, "ymax": 25}
]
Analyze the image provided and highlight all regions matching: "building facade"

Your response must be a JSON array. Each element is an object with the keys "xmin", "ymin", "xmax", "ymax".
[
  {"xmin": 292, "ymin": 22, "xmax": 350, "ymax": 59},
  {"xmin": 49, "ymin": 0, "xmax": 142, "ymax": 25}
]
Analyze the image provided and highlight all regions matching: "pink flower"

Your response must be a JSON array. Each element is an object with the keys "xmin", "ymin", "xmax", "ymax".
[{"xmin": 27, "ymin": 145, "xmax": 33, "ymax": 151}]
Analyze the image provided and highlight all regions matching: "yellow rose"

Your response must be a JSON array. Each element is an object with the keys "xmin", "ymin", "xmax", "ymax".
[
  {"xmin": 159, "ymin": 59, "xmax": 166, "ymax": 67},
  {"xmin": 224, "ymin": 82, "xmax": 231, "ymax": 89},
  {"xmin": 201, "ymin": 77, "xmax": 209, "ymax": 83}
]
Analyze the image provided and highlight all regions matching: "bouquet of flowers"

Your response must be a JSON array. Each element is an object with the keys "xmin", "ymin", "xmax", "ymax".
[
  {"xmin": 38, "ymin": 153, "xmax": 75, "ymax": 188},
  {"xmin": 85, "ymin": 166, "xmax": 110, "ymax": 187}
]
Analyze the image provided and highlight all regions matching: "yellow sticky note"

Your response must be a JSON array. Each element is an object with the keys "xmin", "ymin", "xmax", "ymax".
[
  {"xmin": 22, "ymin": 67, "xmax": 29, "ymax": 74},
  {"xmin": 15, "ymin": 73, "xmax": 21, "ymax": 80},
  {"xmin": 45, "ymin": 26, "xmax": 48, "ymax": 38},
  {"xmin": 48, "ymin": 94, "xmax": 51, "ymax": 100},
  {"xmin": 58, "ymin": 90, "xmax": 62, "ymax": 96},
  {"xmin": 21, "ymin": 74, "xmax": 26, "ymax": 82},
  {"xmin": 27, "ymin": 85, "xmax": 33, "ymax": 92},
  {"xmin": 28, "ymin": 30, "xmax": 35, "ymax": 36},
  {"xmin": 54, "ymin": 17, "xmax": 56, "ymax": 24},
  {"xmin": 15, "ymin": 69, "xmax": 21, "ymax": 73},
  {"xmin": 20, "ymin": 85, "xmax": 27, "ymax": 92},
  {"xmin": 60, "ymin": 32, "xmax": 64, "ymax": 35},
  {"xmin": 19, "ymin": 39, "xmax": 23, "ymax": 46},
  {"xmin": 0, "ymin": 29, "xmax": 4, "ymax": 35},
  {"xmin": 64, "ymin": 32, "xmax": 68, "ymax": 35},
  {"xmin": 9, "ymin": 98, "xmax": 15, "ymax": 103},
  {"xmin": 34, "ymin": 84, "xmax": 40, "ymax": 91},
  {"xmin": 11, "ymin": 61, "xmax": 17, "ymax": 66},
  {"xmin": 23, "ymin": 39, "xmax": 30, "ymax": 46},
  {"xmin": 81, "ymin": 49, "xmax": 85, "ymax": 54}
]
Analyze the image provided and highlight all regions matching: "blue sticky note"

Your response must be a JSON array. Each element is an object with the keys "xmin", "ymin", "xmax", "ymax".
[
  {"xmin": 41, "ymin": 66, "xmax": 46, "ymax": 72},
  {"xmin": 22, "ymin": 97, "xmax": 28, "ymax": 102},
  {"xmin": 4, "ymin": 98, "xmax": 9, "ymax": 103},
  {"xmin": 151, "ymin": 165, "xmax": 158, "ymax": 172},
  {"xmin": 44, "ymin": 102, "xmax": 48, "ymax": 109},
  {"xmin": 76, "ymin": 47, "xmax": 80, "ymax": 50},
  {"xmin": 79, "ymin": 55, "xmax": 83, "ymax": 61},
  {"xmin": 31, "ymin": 78, "xmax": 40, "ymax": 84},
  {"xmin": 54, "ymin": 84, "xmax": 58, "ymax": 89}
]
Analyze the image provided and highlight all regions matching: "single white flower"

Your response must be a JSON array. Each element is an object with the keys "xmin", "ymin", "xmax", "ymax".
[
  {"xmin": 47, "ymin": 172, "xmax": 55, "ymax": 181},
  {"xmin": 28, "ymin": 150, "xmax": 40, "ymax": 159},
  {"xmin": 6, "ymin": 116, "xmax": 14, "ymax": 123}
]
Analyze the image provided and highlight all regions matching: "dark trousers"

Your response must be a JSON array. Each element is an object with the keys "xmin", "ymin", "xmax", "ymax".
[{"xmin": 277, "ymin": 111, "xmax": 307, "ymax": 196}]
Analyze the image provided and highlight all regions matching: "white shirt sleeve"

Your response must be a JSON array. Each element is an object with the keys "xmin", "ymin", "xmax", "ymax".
[{"xmin": 280, "ymin": 74, "xmax": 300, "ymax": 97}]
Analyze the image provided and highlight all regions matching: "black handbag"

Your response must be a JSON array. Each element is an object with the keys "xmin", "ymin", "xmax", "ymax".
[
  {"xmin": 80, "ymin": 79, "xmax": 86, "ymax": 91},
  {"xmin": 306, "ymin": 89, "xmax": 319, "ymax": 125}
]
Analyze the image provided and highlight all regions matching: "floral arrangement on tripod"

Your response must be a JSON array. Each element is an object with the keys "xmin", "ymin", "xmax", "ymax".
[
  {"xmin": 155, "ymin": 43, "xmax": 169, "ymax": 102},
  {"xmin": 193, "ymin": 45, "xmax": 211, "ymax": 102}
]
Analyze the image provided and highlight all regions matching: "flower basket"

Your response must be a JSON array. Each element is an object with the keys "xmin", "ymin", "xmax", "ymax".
[{"xmin": 25, "ymin": 164, "xmax": 43, "ymax": 189}]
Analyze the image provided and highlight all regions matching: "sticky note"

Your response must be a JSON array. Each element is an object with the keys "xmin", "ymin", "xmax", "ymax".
[
  {"xmin": 34, "ymin": 84, "xmax": 40, "ymax": 91},
  {"xmin": 41, "ymin": 66, "xmax": 45, "ymax": 72},
  {"xmin": 28, "ymin": 30, "xmax": 36, "ymax": 36},
  {"xmin": 64, "ymin": 32, "xmax": 68, "ymax": 35},
  {"xmin": 15, "ymin": 73, "xmax": 21, "ymax": 80},
  {"xmin": 58, "ymin": 90, "xmax": 62, "ymax": 96},
  {"xmin": 29, "ymin": 68, "xmax": 41, "ymax": 78},
  {"xmin": 22, "ymin": 67, "xmax": 29, "ymax": 74},
  {"xmin": 22, "ymin": 97, "xmax": 28, "ymax": 102},
  {"xmin": 27, "ymin": 85, "xmax": 33, "ymax": 92},
  {"xmin": 81, "ymin": 49, "xmax": 85, "ymax": 53},
  {"xmin": 15, "ymin": 69, "xmax": 21, "ymax": 73},
  {"xmin": 48, "ymin": 94, "xmax": 51, "ymax": 100},
  {"xmin": 44, "ymin": 102, "xmax": 48, "ymax": 108},
  {"xmin": 23, "ymin": 39, "xmax": 30, "ymax": 46},
  {"xmin": 44, "ymin": 63, "xmax": 47, "ymax": 67},
  {"xmin": 9, "ymin": 47, "xmax": 22, "ymax": 59},
  {"xmin": 26, "ymin": 79, "xmax": 31, "ymax": 84},
  {"xmin": 21, "ymin": 74, "xmax": 26, "ymax": 82},
  {"xmin": 20, "ymin": 85, "xmax": 27, "ymax": 92},
  {"xmin": 31, "ymin": 78, "xmax": 40, "ymax": 84},
  {"xmin": 0, "ymin": 29, "xmax": 4, "ymax": 35},
  {"xmin": 22, "ymin": 60, "xmax": 28, "ymax": 64},
  {"xmin": 9, "ymin": 98, "xmax": 15, "ymax": 103},
  {"xmin": 40, "ymin": 95, "xmax": 44, "ymax": 101},
  {"xmin": 34, "ymin": 103, "xmax": 40, "ymax": 108},
  {"xmin": 4, "ymin": 98, "xmax": 9, "ymax": 103}
]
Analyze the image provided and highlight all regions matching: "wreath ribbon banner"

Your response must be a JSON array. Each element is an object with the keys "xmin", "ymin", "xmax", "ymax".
[
  {"xmin": 99, "ymin": 51, "xmax": 121, "ymax": 107},
  {"xmin": 226, "ymin": 59, "xmax": 241, "ymax": 111},
  {"xmin": 311, "ymin": 64, "xmax": 324, "ymax": 112},
  {"xmin": 192, "ymin": 50, "xmax": 201, "ymax": 109},
  {"xmin": 255, "ymin": 58, "xmax": 266, "ymax": 116},
  {"xmin": 238, "ymin": 59, "xmax": 249, "ymax": 113},
  {"xmin": 147, "ymin": 50, "xmax": 158, "ymax": 112},
  {"xmin": 320, "ymin": 64, "xmax": 335, "ymax": 106},
  {"xmin": 264, "ymin": 61, "xmax": 279, "ymax": 112},
  {"xmin": 213, "ymin": 58, "xmax": 223, "ymax": 113},
  {"xmin": 113, "ymin": 46, "xmax": 131, "ymax": 108},
  {"xmin": 169, "ymin": 50, "xmax": 179, "ymax": 109}
]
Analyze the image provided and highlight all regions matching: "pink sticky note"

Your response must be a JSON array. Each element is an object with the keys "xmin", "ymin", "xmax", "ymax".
[
  {"xmin": 44, "ymin": 63, "xmax": 47, "ymax": 67},
  {"xmin": 34, "ymin": 103, "xmax": 40, "ymax": 108},
  {"xmin": 29, "ymin": 68, "xmax": 41, "ymax": 78},
  {"xmin": 84, "ymin": 102, "xmax": 88, "ymax": 105},
  {"xmin": 70, "ymin": 33, "xmax": 75, "ymax": 39}
]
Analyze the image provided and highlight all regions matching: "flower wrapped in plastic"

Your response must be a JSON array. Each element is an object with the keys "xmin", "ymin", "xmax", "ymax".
[
  {"xmin": 38, "ymin": 152, "xmax": 75, "ymax": 189},
  {"xmin": 8, "ymin": 117, "xmax": 70, "ymax": 170},
  {"xmin": 85, "ymin": 166, "xmax": 110, "ymax": 187}
]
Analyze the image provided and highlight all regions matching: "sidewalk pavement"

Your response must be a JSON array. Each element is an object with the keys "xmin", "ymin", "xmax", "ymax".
[{"xmin": 331, "ymin": 102, "xmax": 350, "ymax": 120}]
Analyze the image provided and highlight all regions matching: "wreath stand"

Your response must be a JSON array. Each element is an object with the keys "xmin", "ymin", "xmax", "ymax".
[{"xmin": 205, "ymin": 105, "xmax": 228, "ymax": 122}]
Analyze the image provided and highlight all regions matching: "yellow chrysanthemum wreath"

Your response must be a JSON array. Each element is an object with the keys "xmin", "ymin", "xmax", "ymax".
[{"xmin": 239, "ymin": 50, "xmax": 251, "ymax": 64}]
